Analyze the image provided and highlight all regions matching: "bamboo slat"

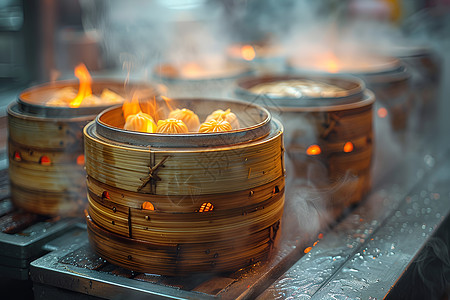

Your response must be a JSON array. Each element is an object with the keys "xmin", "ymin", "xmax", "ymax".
[
  {"xmin": 87, "ymin": 186, "xmax": 284, "ymax": 244},
  {"xmin": 86, "ymin": 210, "xmax": 281, "ymax": 275},
  {"xmin": 87, "ymin": 175, "xmax": 284, "ymax": 212},
  {"xmin": 84, "ymin": 124, "xmax": 284, "ymax": 195}
]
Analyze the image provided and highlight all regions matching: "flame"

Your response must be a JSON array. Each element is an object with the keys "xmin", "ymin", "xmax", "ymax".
[
  {"xmin": 69, "ymin": 63, "xmax": 93, "ymax": 107},
  {"xmin": 241, "ymin": 45, "xmax": 256, "ymax": 61},
  {"xmin": 304, "ymin": 247, "xmax": 312, "ymax": 254},
  {"xmin": 161, "ymin": 96, "xmax": 174, "ymax": 112},
  {"xmin": 122, "ymin": 93, "xmax": 141, "ymax": 120},
  {"xmin": 306, "ymin": 144, "xmax": 321, "ymax": 156}
]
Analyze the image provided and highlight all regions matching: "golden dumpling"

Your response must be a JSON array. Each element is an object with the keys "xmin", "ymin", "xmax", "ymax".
[
  {"xmin": 124, "ymin": 111, "xmax": 157, "ymax": 133},
  {"xmin": 156, "ymin": 118, "xmax": 189, "ymax": 134},
  {"xmin": 198, "ymin": 119, "xmax": 232, "ymax": 133},
  {"xmin": 168, "ymin": 108, "xmax": 200, "ymax": 131},
  {"xmin": 205, "ymin": 108, "xmax": 239, "ymax": 129}
]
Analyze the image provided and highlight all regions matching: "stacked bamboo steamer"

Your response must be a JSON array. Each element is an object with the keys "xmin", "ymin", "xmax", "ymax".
[
  {"xmin": 84, "ymin": 98, "xmax": 285, "ymax": 275},
  {"xmin": 8, "ymin": 80, "xmax": 157, "ymax": 216},
  {"xmin": 235, "ymin": 74, "xmax": 375, "ymax": 217}
]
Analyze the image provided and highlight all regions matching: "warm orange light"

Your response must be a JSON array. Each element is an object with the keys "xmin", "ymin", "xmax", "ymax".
[
  {"xmin": 39, "ymin": 155, "xmax": 51, "ymax": 165},
  {"xmin": 102, "ymin": 191, "xmax": 110, "ymax": 199},
  {"xmin": 304, "ymin": 247, "xmax": 312, "ymax": 254},
  {"xmin": 318, "ymin": 233, "xmax": 324, "ymax": 239},
  {"xmin": 142, "ymin": 201, "xmax": 155, "ymax": 210},
  {"xmin": 122, "ymin": 93, "xmax": 141, "ymax": 120},
  {"xmin": 377, "ymin": 107, "xmax": 388, "ymax": 118},
  {"xmin": 306, "ymin": 144, "xmax": 321, "ymax": 155},
  {"xmin": 161, "ymin": 96, "xmax": 174, "ymax": 112},
  {"xmin": 324, "ymin": 52, "xmax": 339, "ymax": 73},
  {"xmin": 13, "ymin": 151, "xmax": 21, "ymax": 162},
  {"xmin": 76, "ymin": 154, "xmax": 85, "ymax": 166},
  {"xmin": 69, "ymin": 63, "xmax": 93, "ymax": 108},
  {"xmin": 241, "ymin": 45, "xmax": 256, "ymax": 61},
  {"xmin": 181, "ymin": 62, "xmax": 204, "ymax": 78},
  {"xmin": 343, "ymin": 141, "xmax": 354, "ymax": 153},
  {"xmin": 198, "ymin": 202, "xmax": 214, "ymax": 212}
]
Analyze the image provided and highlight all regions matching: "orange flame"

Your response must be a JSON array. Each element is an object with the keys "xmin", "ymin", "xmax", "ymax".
[
  {"xmin": 69, "ymin": 63, "xmax": 93, "ymax": 107},
  {"xmin": 241, "ymin": 45, "xmax": 256, "ymax": 61},
  {"xmin": 306, "ymin": 144, "xmax": 321, "ymax": 156},
  {"xmin": 161, "ymin": 96, "xmax": 174, "ymax": 112},
  {"xmin": 122, "ymin": 93, "xmax": 141, "ymax": 120}
]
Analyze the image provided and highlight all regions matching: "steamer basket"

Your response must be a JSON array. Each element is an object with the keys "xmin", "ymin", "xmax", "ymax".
[
  {"xmin": 288, "ymin": 55, "xmax": 412, "ymax": 133},
  {"xmin": 8, "ymin": 80, "xmax": 157, "ymax": 216},
  {"xmin": 235, "ymin": 74, "xmax": 375, "ymax": 217},
  {"xmin": 153, "ymin": 61, "xmax": 252, "ymax": 98},
  {"xmin": 84, "ymin": 98, "xmax": 285, "ymax": 276}
]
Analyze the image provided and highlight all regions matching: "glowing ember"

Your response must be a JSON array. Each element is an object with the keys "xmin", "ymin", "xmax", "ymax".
[
  {"xmin": 241, "ymin": 45, "xmax": 256, "ymax": 61},
  {"xmin": 343, "ymin": 141, "xmax": 354, "ymax": 153},
  {"xmin": 377, "ymin": 107, "xmax": 388, "ymax": 118},
  {"xmin": 306, "ymin": 145, "xmax": 321, "ymax": 156},
  {"xmin": 13, "ymin": 151, "xmax": 21, "ymax": 162},
  {"xmin": 76, "ymin": 154, "xmax": 85, "ymax": 166},
  {"xmin": 142, "ymin": 201, "xmax": 155, "ymax": 211},
  {"xmin": 69, "ymin": 64, "xmax": 93, "ymax": 107},
  {"xmin": 198, "ymin": 202, "xmax": 214, "ymax": 212},
  {"xmin": 199, "ymin": 119, "xmax": 232, "ymax": 133},
  {"xmin": 304, "ymin": 247, "xmax": 312, "ymax": 254},
  {"xmin": 39, "ymin": 155, "xmax": 51, "ymax": 166}
]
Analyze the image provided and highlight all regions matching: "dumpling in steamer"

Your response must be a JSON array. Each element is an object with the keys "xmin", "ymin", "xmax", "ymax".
[
  {"xmin": 124, "ymin": 111, "xmax": 157, "ymax": 133},
  {"xmin": 205, "ymin": 109, "xmax": 239, "ymax": 129},
  {"xmin": 168, "ymin": 108, "xmax": 200, "ymax": 131},
  {"xmin": 156, "ymin": 118, "xmax": 189, "ymax": 134},
  {"xmin": 199, "ymin": 119, "xmax": 232, "ymax": 133}
]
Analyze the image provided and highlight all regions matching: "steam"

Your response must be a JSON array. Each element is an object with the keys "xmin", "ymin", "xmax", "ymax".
[{"xmin": 80, "ymin": 0, "xmax": 448, "ymax": 252}]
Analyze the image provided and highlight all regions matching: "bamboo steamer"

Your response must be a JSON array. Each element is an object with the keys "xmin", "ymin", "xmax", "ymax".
[
  {"xmin": 235, "ymin": 74, "xmax": 375, "ymax": 217},
  {"xmin": 84, "ymin": 98, "xmax": 285, "ymax": 275},
  {"xmin": 8, "ymin": 80, "xmax": 157, "ymax": 216},
  {"xmin": 153, "ymin": 61, "xmax": 252, "ymax": 98},
  {"xmin": 288, "ymin": 55, "xmax": 412, "ymax": 133}
]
